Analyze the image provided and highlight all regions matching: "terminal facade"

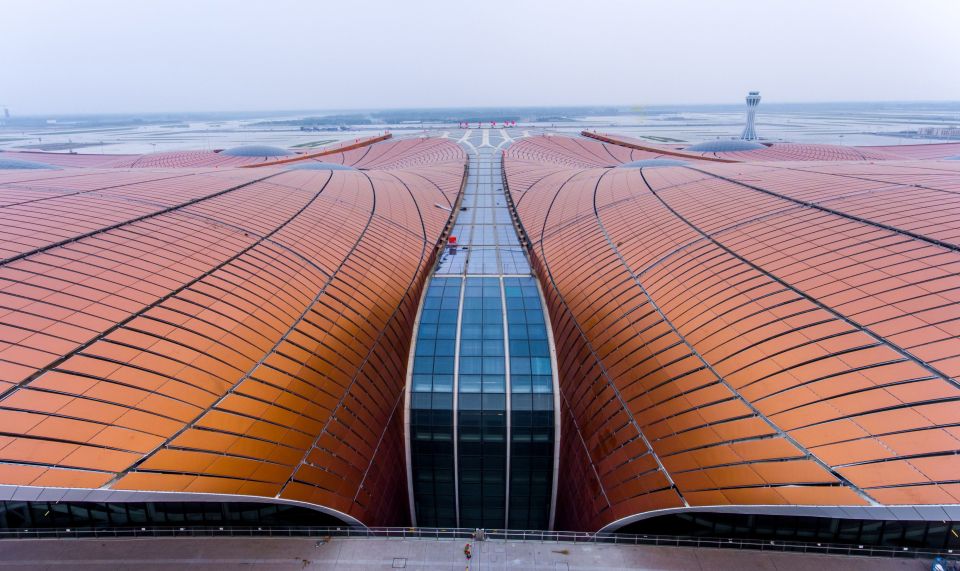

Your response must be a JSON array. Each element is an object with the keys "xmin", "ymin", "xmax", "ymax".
[{"xmin": 2, "ymin": 127, "xmax": 960, "ymax": 550}]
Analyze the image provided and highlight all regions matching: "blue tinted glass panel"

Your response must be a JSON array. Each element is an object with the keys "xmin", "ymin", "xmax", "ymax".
[{"xmin": 409, "ymin": 277, "xmax": 462, "ymax": 527}]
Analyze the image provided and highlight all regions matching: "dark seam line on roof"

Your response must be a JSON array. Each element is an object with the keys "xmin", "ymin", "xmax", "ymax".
[
  {"xmin": 1, "ymin": 386, "xmax": 192, "ymax": 427},
  {"xmin": 0, "ymin": 172, "xmax": 199, "ymax": 210},
  {"xmin": 131, "ymin": 468, "xmax": 281, "ymax": 486},
  {"xmin": 281, "ymin": 167, "xmax": 435, "ymax": 500},
  {"xmin": 591, "ymin": 175, "xmax": 714, "ymax": 220},
  {"xmin": 868, "ymin": 480, "xmax": 960, "ymax": 490},
  {"xmin": 804, "ymin": 419, "xmax": 960, "ymax": 449},
  {"xmin": 540, "ymin": 139, "xmax": 577, "ymax": 164},
  {"xmin": 767, "ymin": 164, "xmax": 960, "ymax": 195},
  {"xmin": 765, "ymin": 375, "xmax": 939, "ymax": 420},
  {"xmin": 636, "ymin": 176, "xmax": 952, "ymax": 465},
  {"xmin": 675, "ymin": 167, "xmax": 960, "ymax": 388},
  {"xmin": 844, "ymin": 162, "xmax": 960, "ymax": 175},
  {"xmin": 211, "ymin": 263, "xmax": 318, "ymax": 320},
  {"xmin": 52, "ymin": 176, "xmax": 306, "ymax": 221},
  {"xmin": 0, "ymin": 168, "xmax": 106, "ymax": 187},
  {"xmin": 712, "ymin": 330, "xmax": 878, "ymax": 381},
  {"xmin": 685, "ymin": 166, "xmax": 960, "ymax": 254},
  {"xmin": 647, "ymin": 249, "xmax": 767, "ymax": 311},
  {"xmin": 656, "ymin": 406, "xmax": 844, "ymax": 457},
  {"xmin": 0, "ymin": 459, "xmax": 112, "ymax": 474},
  {"xmin": 0, "ymin": 170, "xmax": 285, "ymax": 268},
  {"xmin": 0, "ymin": 428, "xmax": 152, "ymax": 456},
  {"xmin": 180, "ymin": 257, "xmax": 312, "ymax": 318},
  {"xmin": 337, "ymin": 375, "xmax": 393, "ymax": 433},
  {"xmin": 389, "ymin": 169, "xmax": 454, "ymax": 209},
  {"xmin": 874, "ymin": 300, "xmax": 960, "ymax": 332},
  {"xmin": 535, "ymin": 176, "xmax": 615, "ymax": 240},
  {"xmin": 96, "ymin": 168, "xmax": 347, "ymax": 486},
  {"xmin": 0, "ymin": 168, "xmax": 330, "ymax": 484},
  {"xmin": 54, "ymin": 346, "xmax": 225, "ymax": 402},
  {"xmin": 350, "ymin": 378, "xmax": 405, "ymax": 506},
  {"xmin": 603, "ymin": 323, "xmax": 677, "ymax": 362},
  {"xmin": 647, "ymin": 401, "xmax": 753, "ymax": 440},
  {"xmin": 751, "ymin": 358, "xmax": 920, "ymax": 405},
  {"xmin": 613, "ymin": 168, "xmax": 883, "ymax": 506},
  {"xmin": 658, "ymin": 433, "xmax": 784, "ymax": 459},
  {"xmin": 344, "ymin": 144, "xmax": 373, "ymax": 168},
  {"xmin": 599, "ymin": 139, "xmax": 626, "ymax": 165},
  {"xmin": 148, "ymin": 196, "xmax": 335, "ymax": 279},
  {"xmin": 662, "ymin": 279, "xmax": 790, "ymax": 337},
  {"xmin": 513, "ymin": 168, "xmax": 571, "ymax": 209},
  {"xmin": 609, "ymin": 462, "xmax": 665, "ymax": 482},
  {"xmin": 156, "ymin": 444, "xmax": 296, "ymax": 468},
  {"xmin": 624, "ymin": 174, "xmax": 715, "ymax": 195},
  {"xmin": 772, "ymin": 396, "xmax": 960, "ymax": 433},
  {"xmin": 185, "ymin": 424, "xmax": 305, "ymax": 450},
  {"xmin": 535, "ymin": 168, "xmax": 666, "ymax": 509},
  {"xmin": 389, "ymin": 142, "xmax": 456, "ymax": 170},
  {"xmin": 362, "ymin": 138, "xmax": 423, "ymax": 170},
  {"xmin": 807, "ymin": 184, "xmax": 932, "ymax": 207},
  {"xmin": 668, "ymin": 455, "xmax": 819, "ymax": 476},
  {"xmin": 333, "ymin": 302, "xmax": 435, "ymax": 480},
  {"xmin": 154, "ymin": 298, "xmax": 294, "ymax": 356},
  {"xmin": 570, "ymin": 136, "xmax": 617, "ymax": 167},
  {"xmin": 169, "ymin": 284, "xmax": 288, "ymax": 339},
  {"xmin": 100, "ymin": 309, "xmax": 268, "ymax": 369},
  {"xmin": 5, "ymin": 358, "xmax": 339, "ymax": 439},
  {"xmin": 682, "ymin": 483, "xmax": 848, "ymax": 494},
  {"xmin": 621, "ymin": 366, "xmax": 713, "ymax": 411},
  {"xmin": 67, "ymin": 328, "xmax": 339, "ymax": 424},
  {"xmin": 635, "ymin": 339, "xmax": 881, "ymax": 422},
  {"xmin": 834, "ymin": 449, "xmax": 960, "ymax": 470},
  {"xmin": 609, "ymin": 340, "xmax": 698, "ymax": 387},
  {"xmin": 255, "ymin": 347, "xmax": 350, "ymax": 403},
  {"xmin": 685, "ymin": 296, "xmax": 813, "ymax": 351},
  {"xmin": 557, "ymin": 385, "xmax": 613, "ymax": 510},
  {"xmin": 192, "ymin": 405, "xmax": 317, "ymax": 442},
  {"xmin": 798, "ymin": 258, "xmax": 958, "ymax": 308},
  {"xmin": 776, "ymin": 241, "xmax": 944, "ymax": 288},
  {"xmin": 355, "ymin": 139, "xmax": 403, "ymax": 169},
  {"xmin": 0, "ymin": 318, "xmax": 104, "ymax": 351}
]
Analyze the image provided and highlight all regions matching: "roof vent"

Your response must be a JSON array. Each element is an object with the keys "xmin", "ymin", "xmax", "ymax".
[
  {"xmin": 685, "ymin": 139, "xmax": 765, "ymax": 152},
  {"xmin": 221, "ymin": 145, "xmax": 293, "ymax": 157},
  {"xmin": 618, "ymin": 158, "xmax": 689, "ymax": 168},
  {"xmin": 0, "ymin": 157, "xmax": 59, "ymax": 170}
]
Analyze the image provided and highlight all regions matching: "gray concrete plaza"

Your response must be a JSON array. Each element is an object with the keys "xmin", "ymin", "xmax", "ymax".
[{"xmin": 0, "ymin": 537, "xmax": 937, "ymax": 570}]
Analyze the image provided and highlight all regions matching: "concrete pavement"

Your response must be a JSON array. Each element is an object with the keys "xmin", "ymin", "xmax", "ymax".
[{"xmin": 0, "ymin": 537, "xmax": 936, "ymax": 570}]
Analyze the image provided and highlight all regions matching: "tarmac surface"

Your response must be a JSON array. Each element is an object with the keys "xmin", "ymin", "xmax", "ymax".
[{"xmin": 0, "ymin": 537, "xmax": 938, "ymax": 570}]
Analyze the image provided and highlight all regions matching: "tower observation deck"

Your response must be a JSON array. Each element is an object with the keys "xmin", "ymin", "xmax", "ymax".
[{"xmin": 405, "ymin": 127, "xmax": 561, "ymax": 530}]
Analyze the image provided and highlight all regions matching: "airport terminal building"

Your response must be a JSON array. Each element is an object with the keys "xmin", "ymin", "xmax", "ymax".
[{"xmin": 2, "ymin": 128, "xmax": 960, "ymax": 552}]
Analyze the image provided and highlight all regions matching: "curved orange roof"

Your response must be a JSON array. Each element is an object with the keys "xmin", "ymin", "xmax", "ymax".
[
  {"xmin": 583, "ymin": 131, "xmax": 960, "ymax": 163},
  {"xmin": 505, "ymin": 135, "xmax": 960, "ymax": 531},
  {"xmin": 0, "ymin": 137, "xmax": 466, "ymax": 526},
  {"xmin": 3, "ymin": 130, "xmax": 960, "ymax": 533}
]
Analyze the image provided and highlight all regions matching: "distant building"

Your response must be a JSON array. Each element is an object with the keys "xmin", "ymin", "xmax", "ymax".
[
  {"xmin": 741, "ymin": 91, "xmax": 761, "ymax": 140},
  {"xmin": 916, "ymin": 126, "xmax": 960, "ymax": 139}
]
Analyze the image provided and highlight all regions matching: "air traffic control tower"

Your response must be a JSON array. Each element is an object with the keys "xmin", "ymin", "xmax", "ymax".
[{"xmin": 740, "ymin": 91, "xmax": 761, "ymax": 140}]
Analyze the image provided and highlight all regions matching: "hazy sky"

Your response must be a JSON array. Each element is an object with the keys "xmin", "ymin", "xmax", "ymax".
[{"xmin": 3, "ymin": 0, "xmax": 959, "ymax": 114}]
